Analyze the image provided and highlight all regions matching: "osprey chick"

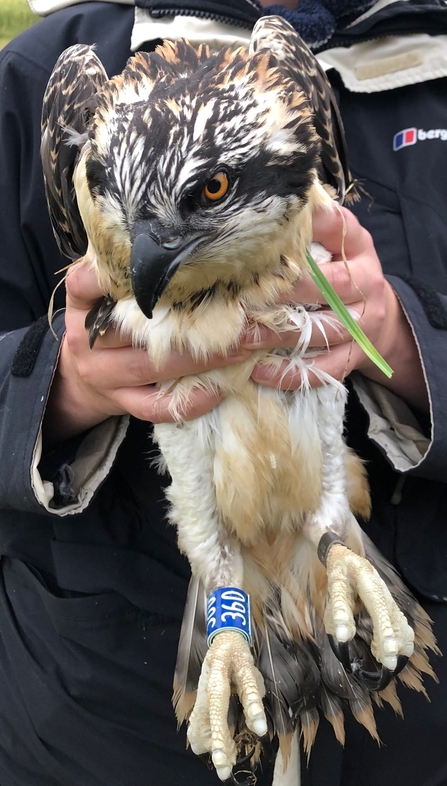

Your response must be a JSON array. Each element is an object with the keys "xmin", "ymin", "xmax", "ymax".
[{"xmin": 42, "ymin": 18, "xmax": 436, "ymax": 785}]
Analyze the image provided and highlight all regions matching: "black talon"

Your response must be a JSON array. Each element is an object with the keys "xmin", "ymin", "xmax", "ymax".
[
  {"xmin": 351, "ymin": 663, "xmax": 393, "ymax": 691},
  {"xmin": 227, "ymin": 772, "xmax": 257, "ymax": 786},
  {"xmin": 224, "ymin": 743, "xmax": 258, "ymax": 786},
  {"xmin": 234, "ymin": 747, "xmax": 256, "ymax": 771},
  {"xmin": 198, "ymin": 752, "xmax": 214, "ymax": 770},
  {"xmin": 328, "ymin": 634, "xmax": 353, "ymax": 672},
  {"xmin": 395, "ymin": 654, "xmax": 409, "ymax": 676},
  {"xmin": 328, "ymin": 635, "xmax": 409, "ymax": 691}
]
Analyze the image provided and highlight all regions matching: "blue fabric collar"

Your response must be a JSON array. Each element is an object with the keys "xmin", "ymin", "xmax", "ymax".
[
  {"xmin": 258, "ymin": 0, "xmax": 376, "ymax": 48},
  {"xmin": 134, "ymin": 0, "xmax": 377, "ymax": 44}
]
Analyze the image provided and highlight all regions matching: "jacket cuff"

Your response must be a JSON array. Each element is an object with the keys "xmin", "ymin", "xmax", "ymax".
[
  {"xmin": 34, "ymin": 415, "xmax": 129, "ymax": 515},
  {"xmin": 351, "ymin": 373, "xmax": 430, "ymax": 470},
  {"xmin": 0, "ymin": 312, "xmax": 128, "ymax": 514},
  {"xmin": 352, "ymin": 275, "xmax": 447, "ymax": 481}
]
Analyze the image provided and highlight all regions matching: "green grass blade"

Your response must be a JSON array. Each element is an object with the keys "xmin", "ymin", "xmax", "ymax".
[{"xmin": 306, "ymin": 251, "xmax": 393, "ymax": 379}]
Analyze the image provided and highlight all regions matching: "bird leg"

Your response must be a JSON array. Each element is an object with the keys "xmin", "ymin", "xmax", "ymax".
[
  {"xmin": 303, "ymin": 386, "xmax": 414, "ymax": 683},
  {"xmin": 188, "ymin": 630, "xmax": 267, "ymax": 781},
  {"xmin": 154, "ymin": 418, "xmax": 267, "ymax": 781},
  {"xmin": 322, "ymin": 538, "xmax": 414, "ymax": 681},
  {"xmin": 187, "ymin": 582, "xmax": 267, "ymax": 779}
]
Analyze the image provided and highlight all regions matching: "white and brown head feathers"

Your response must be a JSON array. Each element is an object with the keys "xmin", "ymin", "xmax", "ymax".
[{"xmin": 41, "ymin": 18, "xmax": 352, "ymax": 333}]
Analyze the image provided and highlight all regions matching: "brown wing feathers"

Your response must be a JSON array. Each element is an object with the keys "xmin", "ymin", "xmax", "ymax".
[
  {"xmin": 41, "ymin": 45, "xmax": 108, "ymax": 259},
  {"xmin": 250, "ymin": 16, "xmax": 356, "ymax": 204}
]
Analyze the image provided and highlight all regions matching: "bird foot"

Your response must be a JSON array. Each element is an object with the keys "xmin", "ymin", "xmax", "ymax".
[
  {"xmin": 187, "ymin": 630, "xmax": 267, "ymax": 782},
  {"xmin": 324, "ymin": 543, "xmax": 414, "ymax": 676}
]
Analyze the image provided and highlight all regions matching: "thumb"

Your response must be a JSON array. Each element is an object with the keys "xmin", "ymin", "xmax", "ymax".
[{"xmin": 65, "ymin": 260, "xmax": 104, "ymax": 311}]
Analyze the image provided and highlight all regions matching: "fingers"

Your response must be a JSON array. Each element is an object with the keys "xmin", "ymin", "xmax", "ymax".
[
  {"xmin": 68, "ymin": 327, "xmax": 248, "ymax": 390},
  {"xmin": 281, "ymin": 206, "xmax": 377, "ymax": 307},
  {"xmin": 312, "ymin": 204, "xmax": 368, "ymax": 258},
  {"xmin": 248, "ymin": 205, "xmax": 389, "ymax": 390},
  {"xmin": 287, "ymin": 248, "xmax": 377, "ymax": 307},
  {"xmin": 243, "ymin": 308, "xmax": 361, "ymax": 352},
  {"xmin": 251, "ymin": 341, "xmax": 364, "ymax": 390},
  {"xmin": 62, "ymin": 260, "xmax": 249, "ymax": 428},
  {"xmin": 109, "ymin": 383, "xmax": 225, "ymax": 424}
]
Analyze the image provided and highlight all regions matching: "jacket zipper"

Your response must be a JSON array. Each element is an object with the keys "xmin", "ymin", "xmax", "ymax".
[
  {"xmin": 148, "ymin": 7, "xmax": 254, "ymax": 29},
  {"xmin": 317, "ymin": 17, "xmax": 447, "ymax": 52}
]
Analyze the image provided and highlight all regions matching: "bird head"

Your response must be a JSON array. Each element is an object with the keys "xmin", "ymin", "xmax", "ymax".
[{"xmin": 75, "ymin": 40, "xmax": 322, "ymax": 318}]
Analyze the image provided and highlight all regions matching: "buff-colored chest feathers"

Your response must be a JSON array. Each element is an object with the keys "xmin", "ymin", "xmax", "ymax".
[{"xmin": 109, "ymin": 183, "xmax": 358, "ymax": 545}]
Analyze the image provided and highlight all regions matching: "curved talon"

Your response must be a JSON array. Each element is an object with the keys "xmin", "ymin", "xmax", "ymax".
[
  {"xmin": 329, "ymin": 635, "xmax": 410, "ymax": 691},
  {"xmin": 233, "ymin": 746, "xmax": 256, "ymax": 771},
  {"xmin": 351, "ymin": 663, "xmax": 393, "ymax": 692},
  {"xmin": 198, "ymin": 752, "xmax": 214, "ymax": 770},
  {"xmin": 353, "ymin": 653, "xmax": 410, "ymax": 692},
  {"xmin": 328, "ymin": 635, "xmax": 352, "ymax": 672},
  {"xmin": 394, "ymin": 653, "xmax": 409, "ymax": 677},
  {"xmin": 353, "ymin": 653, "xmax": 409, "ymax": 692},
  {"xmin": 227, "ymin": 770, "xmax": 257, "ymax": 786}
]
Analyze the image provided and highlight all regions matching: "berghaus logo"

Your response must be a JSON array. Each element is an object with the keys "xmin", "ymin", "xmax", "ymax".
[{"xmin": 393, "ymin": 127, "xmax": 447, "ymax": 150}]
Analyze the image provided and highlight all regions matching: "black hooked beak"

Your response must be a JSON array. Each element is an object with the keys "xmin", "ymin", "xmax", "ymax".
[{"xmin": 130, "ymin": 224, "xmax": 204, "ymax": 319}]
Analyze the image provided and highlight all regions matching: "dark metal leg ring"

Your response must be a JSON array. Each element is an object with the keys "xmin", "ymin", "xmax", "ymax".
[{"xmin": 317, "ymin": 531, "xmax": 346, "ymax": 567}]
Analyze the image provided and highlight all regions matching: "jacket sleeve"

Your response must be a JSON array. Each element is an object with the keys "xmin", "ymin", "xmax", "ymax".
[
  {"xmin": 352, "ymin": 274, "xmax": 447, "ymax": 483},
  {"xmin": 0, "ymin": 314, "xmax": 128, "ymax": 516},
  {"xmin": 0, "ymin": 48, "xmax": 127, "ymax": 516}
]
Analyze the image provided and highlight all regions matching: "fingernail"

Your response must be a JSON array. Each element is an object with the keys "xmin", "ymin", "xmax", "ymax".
[{"xmin": 347, "ymin": 306, "xmax": 362, "ymax": 321}]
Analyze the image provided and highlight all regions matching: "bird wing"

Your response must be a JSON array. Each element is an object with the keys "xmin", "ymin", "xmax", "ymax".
[
  {"xmin": 41, "ymin": 44, "xmax": 108, "ymax": 259},
  {"xmin": 249, "ymin": 16, "xmax": 355, "ymax": 204}
]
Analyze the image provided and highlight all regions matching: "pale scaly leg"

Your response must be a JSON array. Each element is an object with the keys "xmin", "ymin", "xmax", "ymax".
[
  {"xmin": 189, "ymin": 631, "xmax": 266, "ymax": 780},
  {"xmin": 154, "ymin": 415, "xmax": 267, "ymax": 781},
  {"xmin": 302, "ymin": 385, "xmax": 414, "ymax": 678},
  {"xmin": 323, "ymin": 542, "xmax": 414, "ymax": 671}
]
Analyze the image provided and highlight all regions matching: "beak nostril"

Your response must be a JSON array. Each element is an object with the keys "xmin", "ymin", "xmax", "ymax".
[{"xmin": 162, "ymin": 238, "xmax": 183, "ymax": 250}]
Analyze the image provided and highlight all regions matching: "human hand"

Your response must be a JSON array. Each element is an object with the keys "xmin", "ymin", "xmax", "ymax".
[
  {"xmin": 245, "ymin": 206, "xmax": 428, "ymax": 411},
  {"xmin": 43, "ymin": 261, "xmax": 249, "ymax": 444}
]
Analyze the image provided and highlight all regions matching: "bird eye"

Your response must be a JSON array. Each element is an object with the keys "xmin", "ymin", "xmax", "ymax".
[{"xmin": 203, "ymin": 172, "xmax": 229, "ymax": 202}]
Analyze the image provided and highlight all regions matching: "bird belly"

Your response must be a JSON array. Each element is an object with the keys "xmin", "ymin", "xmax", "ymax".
[
  {"xmin": 213, "ymin": 382, "xmax": 323, "ymax": 545},
  {"xmin": 157, "ymin": 364, "xmax": 324, "ymax": 548}
]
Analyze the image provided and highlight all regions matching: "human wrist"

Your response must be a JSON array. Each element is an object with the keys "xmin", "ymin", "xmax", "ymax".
[
  {"xmin": 42, "ymin": 337, "xmax": 119, "ymax": 447},
  {"xmin": 358, "ymin": 283, "xmax": 428, "ymax": 413}
]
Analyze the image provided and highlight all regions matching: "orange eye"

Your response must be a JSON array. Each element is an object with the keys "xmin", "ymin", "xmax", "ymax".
[{"xmin": 203, "ymin": 171, "xmax": 229, "ymax": 202}]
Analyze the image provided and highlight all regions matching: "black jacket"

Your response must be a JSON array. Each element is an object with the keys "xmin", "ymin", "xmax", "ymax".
[{"xmin": 0, "ymin": 3, "xmax": 446, "ymax": 784}]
